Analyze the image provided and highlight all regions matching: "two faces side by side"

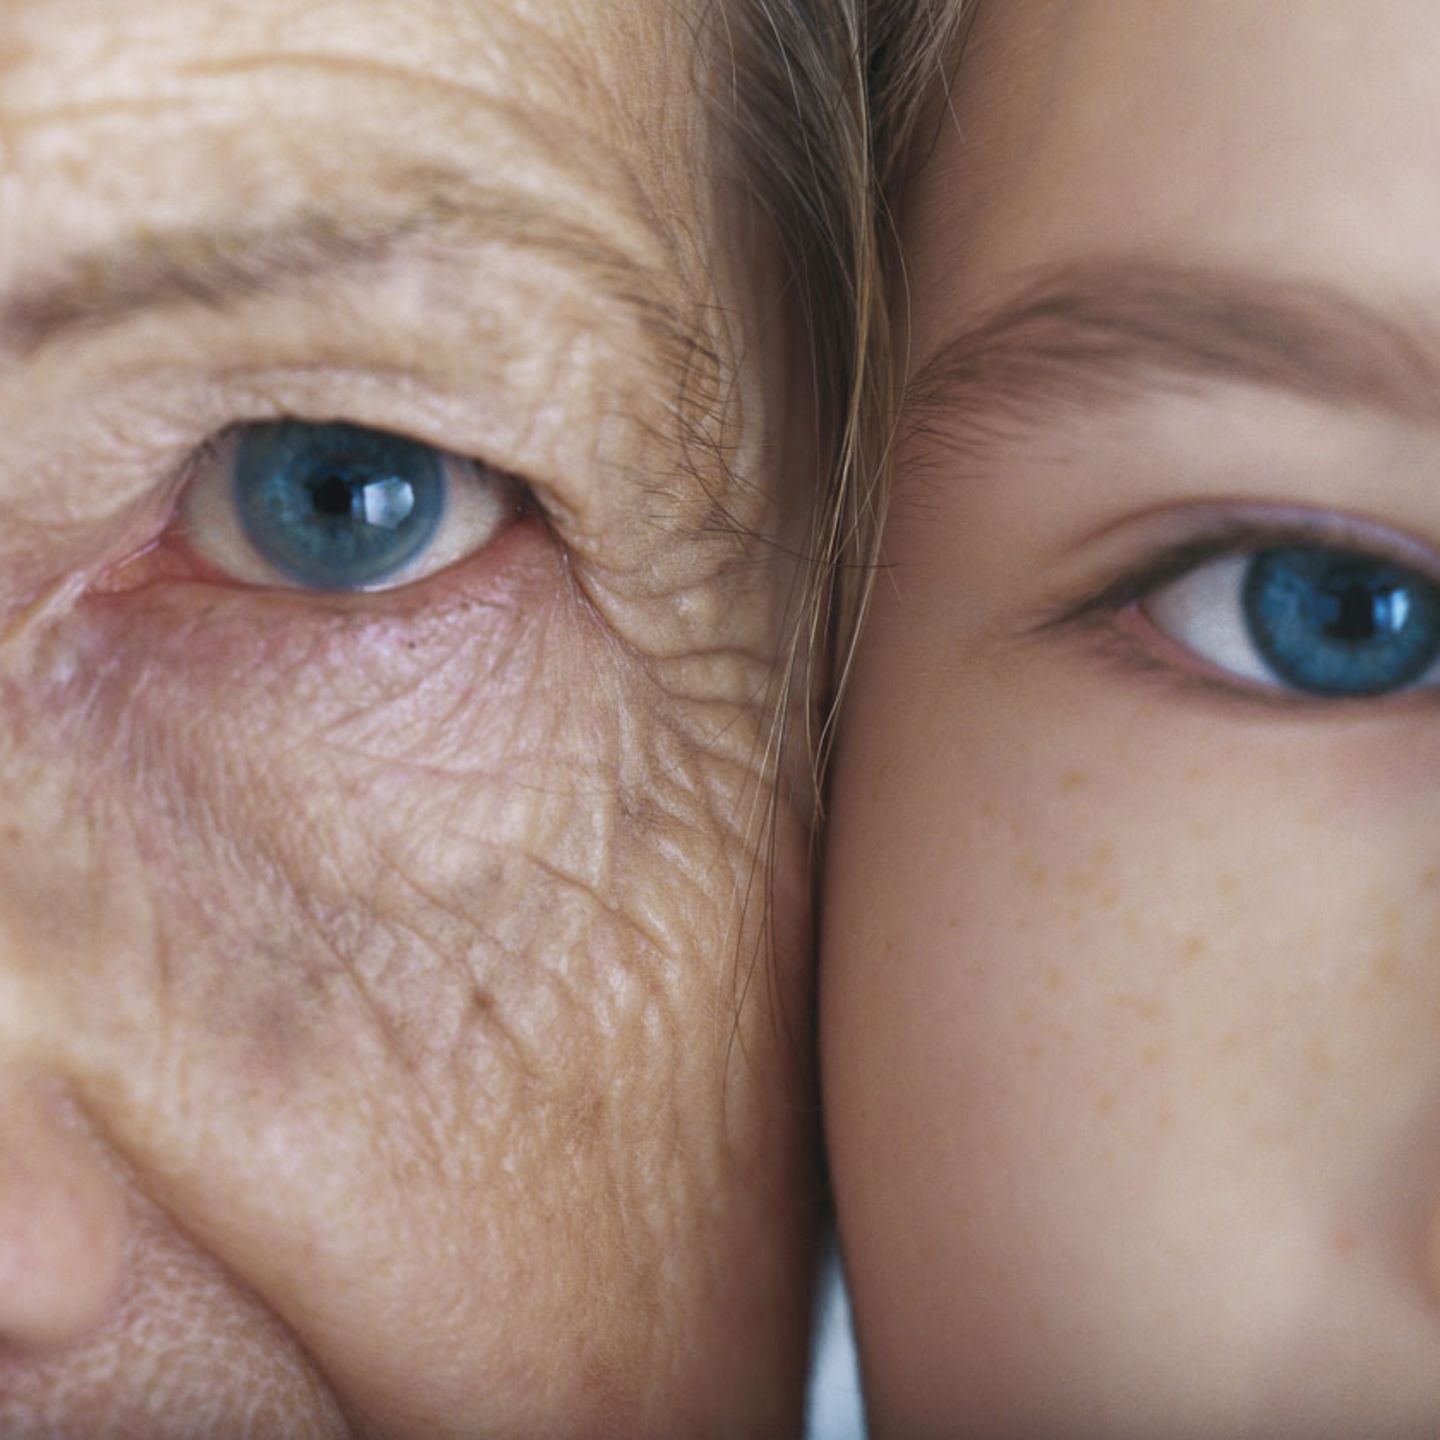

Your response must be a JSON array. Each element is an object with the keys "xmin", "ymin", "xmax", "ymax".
[
  {"xmin": 826, "ymin": 1, "xmax": 1440, "ymax": 1436},
  {"xmin": 11, "ymin": 0, "xmax": 1438, "ymax": 1435},
  {"xmin": 0, "ymin": 1, "xmax": 873, "ymax": 1435}
]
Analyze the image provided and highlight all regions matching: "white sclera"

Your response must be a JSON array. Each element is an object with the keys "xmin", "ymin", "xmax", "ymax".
[{"xmin": 1144, "ymin": 555, "xmax": 1274, "ymax": 685}]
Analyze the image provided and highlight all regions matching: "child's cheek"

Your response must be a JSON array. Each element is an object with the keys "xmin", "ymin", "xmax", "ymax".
[{"xmin": 828, "ymin": 617, "xmax": 1440, "ymax": 1421}]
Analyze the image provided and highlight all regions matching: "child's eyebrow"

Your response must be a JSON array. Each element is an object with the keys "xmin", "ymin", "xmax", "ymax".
[{"xmin": 905, "ymin": 257, "xmax": 1440, "ymax": 441}]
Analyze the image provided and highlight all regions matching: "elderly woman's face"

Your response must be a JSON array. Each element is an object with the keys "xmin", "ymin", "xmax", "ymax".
[
  {"xmin": 0, "ymin": 3, "xmax": 816, "ymax": 1435},
  {"xmin": 827, "ymin": 0, "xmax": 1440, "ymax": 1435}
]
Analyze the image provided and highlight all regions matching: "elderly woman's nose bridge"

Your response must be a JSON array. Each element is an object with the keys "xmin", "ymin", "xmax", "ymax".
[
  {"xmin": 0, "ymin": 760, "xmax": 132, "ymax": 1357},
  {"xmin": 0, "ymin": 1061, "xmax": 130, "ymax": 1356}
]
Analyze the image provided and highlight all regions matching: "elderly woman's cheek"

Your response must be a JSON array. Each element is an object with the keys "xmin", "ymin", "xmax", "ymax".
[{"xmin": 0, "ymin": 509, "xmax": 808, "ymax": 1429}]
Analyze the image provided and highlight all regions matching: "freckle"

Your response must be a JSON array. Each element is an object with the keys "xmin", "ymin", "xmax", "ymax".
[
  {"xmin": 1372, "ymin": 949, "xmax": 1401, "ymax": 984},
  {"xmin": 1044, "ymin": 965, "xmax": 1064, "ymax": 991},
  {"xmin": 1092, "ymin": 841, "xmax": 1114, "ymax": 868},
  {"xmin": 1217, "ymin": 873, "xmax": 1239, "ymax": 898},
  {"xmin": 1096, "ymin": 1092, "xmax": 1115, "ymax": 1114},
  {"xmin": 1332, "ymin": 1227, "xmax": 1358, "ymax": 1256},
  {"xmin": 979, "ymin": 798, "xmax": 998, "ymax": 821},
  {"xmin": 1024, "ymin": 1039, "xmax": 1043, "ymax": 1061},
  {"xmin": 1180, "ymin": 934, "xmax": 1208, "ymax": 963},
  {"xmin": 1016, "ymin": 1004, "xmax": 1036, "ymax": 1025},
  {"xmin": 1141, "ymin": 1042, "xmax": 1166, "ymax": 1066},
  {"xmin": 1307, "ymin": 1037, "xmax": 1333, "ymax": 1076},
  {"xmin": 1121, "ymin": 911, "xmax": 1141, "ymax": 937},
  {"xmin": 1097, "ymin": 885, "xmax": 1119, "ymax": 909},
  {"xmin": 1060, "ymin": 769, "xmax": 1089, "ymax": 792},
  {"xmin": 1421, "ymin": 866, "xmax": 1440, "ymax": 888},
  {"xmin": 1113, "ymin": 993, "xmax": 1165, "ymax": 1022},
  {"xmin": 1018, "ymin": 851, "xmax": 1048, "ymax": 888},
  {"xmin": 1184, "ymin": 763, "xmax": 1208, "ymax": 782}
]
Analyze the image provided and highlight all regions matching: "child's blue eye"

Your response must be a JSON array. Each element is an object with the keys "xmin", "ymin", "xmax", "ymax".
[
  {"xmin": 233, "ymin": 421, "xmax": 446, "ymax": 590},
  {"xmin": 180, "ymin": 420, "xmax": 517, "ymax": 592},
  {"xmin": 1145, "ymin": 544, "xmax": 1440, "ymax": 697},
  {"xmin": 1243, "ymin": 548, "xmax": 1440, "ymax": 695}
]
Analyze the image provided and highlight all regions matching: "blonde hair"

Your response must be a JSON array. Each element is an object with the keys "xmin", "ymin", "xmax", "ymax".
[
  {"xmin": 707, "ymin": 0, "xmax": 976, "ymax": 1043},
  {"xmin": 721, "ymin": 0, "xmax": 977, "ymax": 768}
]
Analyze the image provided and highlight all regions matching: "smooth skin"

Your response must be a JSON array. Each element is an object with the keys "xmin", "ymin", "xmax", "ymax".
[
  {"xmin": 0, "ymin": 2, "xmax": 817, "ymax": 1436},
  {"xmin": 825, "ymin": 2, "xmax": 1440, "ymax": 1436}
]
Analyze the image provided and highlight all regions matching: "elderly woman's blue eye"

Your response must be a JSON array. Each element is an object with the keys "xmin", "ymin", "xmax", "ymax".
[
  {"xmin": 232, "ymin": 421, "xmax": 448, "ymax": 590},
  {"xmin": 179, "ymin": 418, "xmax": 516, "ymax": 592},
  {"xmin": 1145, "ymin": 543, "xmax": 1440, "ymax": 697}
]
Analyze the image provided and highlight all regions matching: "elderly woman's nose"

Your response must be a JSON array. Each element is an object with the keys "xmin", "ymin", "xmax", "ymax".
[{"xmin": 0, "ymin": 1060, "xmax": 129, "ymax": 1354}]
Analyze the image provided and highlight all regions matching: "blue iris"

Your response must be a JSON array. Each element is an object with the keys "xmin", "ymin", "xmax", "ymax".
[
  {"xmin": 1243, "ymin": 546, "xmax": 1440, "ymax": 696},
  {"xmin": 233, "ymin": 421, "xmax": 446, "ymax": 589}
]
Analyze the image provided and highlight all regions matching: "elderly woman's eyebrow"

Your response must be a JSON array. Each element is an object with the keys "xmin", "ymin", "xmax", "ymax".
[
  {"xmin": 906, "ymin": 257, "xmax": 1440, "ymax": 443},
  {"xmin": 0, "ymin": 171, "xmax": 697, "ymax": 370}
]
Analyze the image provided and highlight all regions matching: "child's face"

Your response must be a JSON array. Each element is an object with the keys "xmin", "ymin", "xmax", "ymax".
[{"xmin": 825, "ymin": 1, "xmax": 1440, "ymax": 1433}]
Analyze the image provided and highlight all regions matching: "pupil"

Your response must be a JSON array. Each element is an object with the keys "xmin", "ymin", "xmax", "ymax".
[{"xmin": 310, "ymin": 473, "xmax": 358, "ymax": 519}]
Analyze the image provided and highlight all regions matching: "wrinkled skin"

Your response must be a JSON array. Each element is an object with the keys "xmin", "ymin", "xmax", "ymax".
[
  {"xmin": 825, "ymin": 2, "xmax": 1440, "ymax": 1436},
  {"xmin": 0, "ymin": 2, "xmax": 817, "ymax": 1436}
]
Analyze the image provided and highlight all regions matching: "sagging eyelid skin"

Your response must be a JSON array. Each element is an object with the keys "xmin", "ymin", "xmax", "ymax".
[
  {"xmin": 824, "ymin": 1, "xmax": 1440, "ymax": 1437},
  {"xmin": 0, "ymin": 2, "xmax": 823, "ymax": 1437}
]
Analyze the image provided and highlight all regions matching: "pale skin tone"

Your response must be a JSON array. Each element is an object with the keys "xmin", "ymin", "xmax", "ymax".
[
  {"xmin": 0, "ymin": 3, "xmax": 817, "ymax": 1436},
  {"xmin": 825, "ymin": 2, "xmax": 1440, "ymax": 1435}
]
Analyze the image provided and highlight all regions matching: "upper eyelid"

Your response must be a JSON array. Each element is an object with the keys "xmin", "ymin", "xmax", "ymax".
[
  {"xmin": 0, "ymin": 359, "xmax": 556, "ymax": 540},
  {"xmin": 1033, "ymin": 512, "xmax": 1440, "ymax": 635}
]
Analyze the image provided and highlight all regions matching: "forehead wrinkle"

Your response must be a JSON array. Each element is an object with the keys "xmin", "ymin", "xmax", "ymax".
[
  {"xmin": 0, "ymin": 0, "xmax": 758, "ymax": 520},
  {"xmin": 0, "ymin": 173, "xmax": 700, "ymax": 386},
  {"xmin": 0, "ymin": 20, "xmax": 737, "ymax": 438},
  {"xmin": 905, "ymin": 256, "xmax": 1440, "ymax": 454}
]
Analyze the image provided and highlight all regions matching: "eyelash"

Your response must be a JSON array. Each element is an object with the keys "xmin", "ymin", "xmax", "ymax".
[{"xmin": 1043, "ymin": 514, "xmax": 1440, "ymax": 705}]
